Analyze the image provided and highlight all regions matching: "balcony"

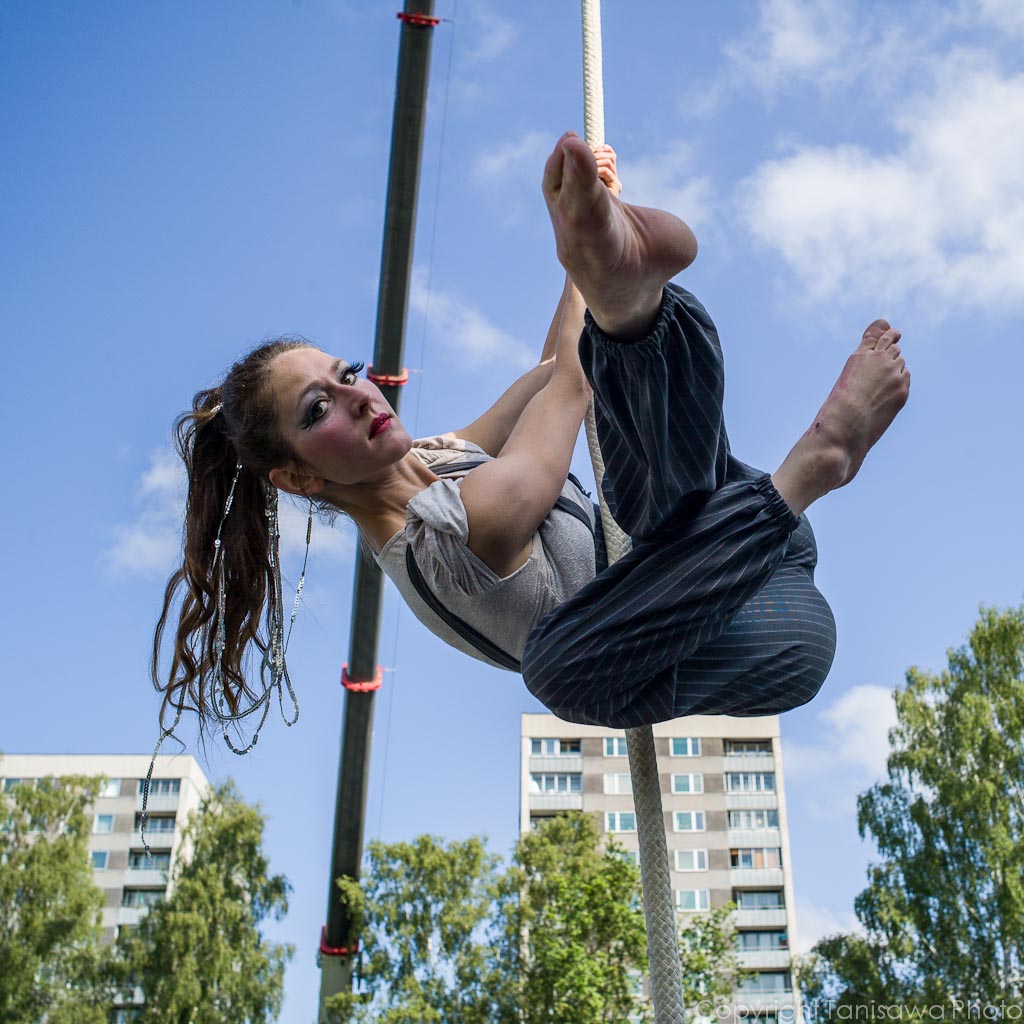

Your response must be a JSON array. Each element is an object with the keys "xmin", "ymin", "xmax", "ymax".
[
  {"xmin": 131, "ymin": 829, "xmax": 174, "ymax": 847},
  {"xmin": 136, "ymin": 793, "xmax": 179, "ymax": 813},
  {"xmin": 723, "ymin": 754, "xmax": 775, "ymax": 773},
  {"xmin": 528, "ymin": 794, "xmax": 583, "ymax": 812},
  {"xmin": 734, "ymin": 908, "xmax": 788, "ymax": 928},
  {"xmin": 725, "ymin": 793, "xmax": 778, "ymax": 810},
  {"xmin": 117, "ymin": 907, "xmax": 146, "ymax": 927},
  {"xmin": 125, "ymin": 868, "xmax": 168, "ymax": 887},
  {"xmin": 529, "ymin": 755, "xmax": 583, "ymax": 774},
  {"xmin": 737, "ymin": 949, "xmax": 792, "ymax": 970},
  {"xmin": 731, "ymin": 867, "xmax": 785, "ymax": 887},
  {"xmin": 734, "ymin": 991, "xmax": 796, "ymax": 1014},
  {"xmin": 727, "ymin": 828, "xmax": 782, "ymax": 848}
]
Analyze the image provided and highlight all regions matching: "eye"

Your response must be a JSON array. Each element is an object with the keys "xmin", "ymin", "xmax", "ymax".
[
  {"xmin": 340, "ymin": 360, "xmax": 365, "ymax": 386},
  {"xmin": 303, "ymin": 398, "xmax": 327, "ymax": 429}
]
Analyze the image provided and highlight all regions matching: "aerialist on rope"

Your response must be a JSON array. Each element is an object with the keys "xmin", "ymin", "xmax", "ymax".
[{"xmin": 153, "ymin": 134, "xmax": 909, "ymax": 742}]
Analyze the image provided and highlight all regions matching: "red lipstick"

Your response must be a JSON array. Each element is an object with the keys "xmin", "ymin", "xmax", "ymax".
[{"xmin": 369, "ymin": 413, "xmax": 391, "ymax": 439}]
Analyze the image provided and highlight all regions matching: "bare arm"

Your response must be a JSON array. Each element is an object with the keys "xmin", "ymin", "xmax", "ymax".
[
  {"xmin": 453, "ymin": 273, "xmax": 581, "ymax": 456},
  {"xmin": 453, "ymin": 145, "xmax": 622, "ymax": 457},
  {"xmin": 457, "ymin": 281, "xmax": 590, "ymax": 576}
]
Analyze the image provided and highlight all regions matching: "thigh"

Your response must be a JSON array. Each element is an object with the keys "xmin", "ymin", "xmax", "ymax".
[
  {"xmin": 669, "ymin": 565, "xmax": 837, "ymax": 718},
  {"xmin": 580, "ymin": 284, "xmax": 731, "ymax": 540}
]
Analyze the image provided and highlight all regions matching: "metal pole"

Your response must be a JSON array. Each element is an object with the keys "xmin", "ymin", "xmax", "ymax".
[{"xmin": 318, "ymin": 1, "xmax": 438, "ymax": 1016}]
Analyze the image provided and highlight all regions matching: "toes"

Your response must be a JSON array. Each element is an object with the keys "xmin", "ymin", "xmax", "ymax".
[
  {"xmin": 542, "ymin": 132, "xmax": 578, "ymax": 199},
  {"xmin": 861, "ymin": 319, "xmax": 891, "ymax": 348},
  {"xmin": 875, "ymin": 327, "xmax": 901, "ymax": 352}
]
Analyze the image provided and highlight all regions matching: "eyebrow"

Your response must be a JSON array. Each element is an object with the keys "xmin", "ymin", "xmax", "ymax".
[{"xmin": 295, "ymin": 358, "xmax": 344, "ymax": 420}]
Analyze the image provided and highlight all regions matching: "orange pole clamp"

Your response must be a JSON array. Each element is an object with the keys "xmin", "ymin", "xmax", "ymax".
[
  {"xmin": 341, "ymin": 665, "xmax": 383, "ymax": 693},
  {"xmin": 396, "ymin": 12, "xmax": 440, "ymax": 27},
  {"xmin": 319, "ymin": 925, "xmax": 359, "ymax": 958},
  {"xmin": 367, "ymin": 365, "xmax": 410, "ymax": 387}
]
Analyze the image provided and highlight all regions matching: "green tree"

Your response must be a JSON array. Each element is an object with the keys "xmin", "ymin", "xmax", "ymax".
[
  {"xmin": 678, "ymin": 901, "xmax": 745, "ymax": 1012},
  {"xmin": 0, "ymin": 771, "xmax": 112, "ymax": 1024},
  {"xmin": 325, "ymin": 813, "xmax": 743, "ymax": 1024},
  {"xmin": 117, "ymin": 780, "xmax": 293, "ymax": 1024},
  {"xmin": 800, "ymin": 605, "xmax": 1024, "ymax": 1016},
  {"xmin": 498, "ymin": 813, "xmax": 649, "ymax": 1023},
  {"xmin": 325, "ymin": 834, "xmax": 501, "ymax": 1024}
]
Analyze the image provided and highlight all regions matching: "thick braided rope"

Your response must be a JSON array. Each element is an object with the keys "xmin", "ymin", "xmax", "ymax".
[{"xmin": 579, "ymin": 3, "xmax": 686, "ymax": 1021}]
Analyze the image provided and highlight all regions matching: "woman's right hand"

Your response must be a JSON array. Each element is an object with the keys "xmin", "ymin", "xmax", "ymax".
[{"xmin": 592, "ymin": 143, "xmax": 622, "ymax": 196}]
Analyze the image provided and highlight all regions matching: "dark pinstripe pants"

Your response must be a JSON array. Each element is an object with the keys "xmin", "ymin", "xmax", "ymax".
[{"xmin": 521, "ymin": 285, "xmax": 837, "ymax": 728}]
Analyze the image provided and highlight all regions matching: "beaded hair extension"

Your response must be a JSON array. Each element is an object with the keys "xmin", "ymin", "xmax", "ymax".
[{"xmin": 140, "ymin": 465, "xmax": 307, "ymax": 855}]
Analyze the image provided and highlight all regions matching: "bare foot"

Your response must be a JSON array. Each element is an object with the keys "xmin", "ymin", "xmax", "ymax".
[
  {"xmin": 772, "ymin": 321, "xmax": 910, "ymax": 516},
  {"xmin": 542, "ymin": 132, "xmax": 698, "ymax": 340}
]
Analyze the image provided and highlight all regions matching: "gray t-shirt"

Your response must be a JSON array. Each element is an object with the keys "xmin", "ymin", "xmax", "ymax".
[{"xmin": 371, "ymin": 435, "xmax": 598, "ymax": 670}]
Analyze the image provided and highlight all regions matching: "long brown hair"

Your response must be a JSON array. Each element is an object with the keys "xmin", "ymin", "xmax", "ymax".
[{"xmin": 152, "ymin": 338, "xmax": 314, "ymax": 738}]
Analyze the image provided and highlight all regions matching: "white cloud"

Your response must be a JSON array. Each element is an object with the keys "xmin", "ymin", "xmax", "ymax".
[
  {"xmin": 793, "ymin": 895, "xmax": 861, "ymax": 953},
  {"xmin": 975, "ymin": 0, "xmax": 1024, "ymax": 35},
  {"xmin": 784, "ymin": 683, "xmax": 896, "ymax": 818},
  {"xmin": 738, "ymin": 58, "xmax": 1024, "ymax": 312},
  {"xmin": 620, "ymin": 143, "xmax": 716, "ymax": 232},
  {"xmin": 410, "ymin": 266, "xmax": 535, "ymax": 370},
  {"xmin": 104, "ymin": 450, "xmax": 184, "ymax": 577},
  {"xmin": 105, "ymin": 449, "xmax": 353, "ymax": 579},
  {"xmin": 462, "ymin": 4, "xmax": 519, "ymax": 64},
  {"xmin": 722, "ymin": 0, "xmax": 858, "ymax": 97}
]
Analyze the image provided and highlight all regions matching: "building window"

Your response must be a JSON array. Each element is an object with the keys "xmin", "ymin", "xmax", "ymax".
[
  {"xmin": 728, "ymin": 809, "xmax": 780, "ymax": 830},
  {"xmin": 731, "ymin": 847, "xmax": 782, "ymax": 869},
  {"xmin": 737, "ymin": 971, "xmax": 792, "ymax": 994},
  {"xmin": 671, "ymin": 773, "xmax": 704, "ymax": 794},
  {"xmin": 93, "ymin": 815, "xmax": 115, "ymax": 834},
  {"xmin": 674, "ymin": 849, "xmax": 708, "ymax": 872},
  {"xmin": 738, "ymin": 930, "xmax": 788, "ymax": 950},
  {"xmin": 671, "ymin": 737, "xmax": 701, "ymax": 757},
  {"xmin": 530, "ymin": 738, "xmax": 581, "ymax": 756},
  {"xmin": 129, "ymin": 850, "xmax": 171, "ymax": 871},
  {"xmin": 605, "ymin": 811, "xmax": 637, "ymax": 833},
  {"xmin": 530, "ymin": 773, "xmax": 581, "ymax": 795},
  {"xmin": 616, "ymin": 849, "xmax": 640, "ymax": 866},
  {"xmin": 675, "ymin": 889, "xmax": 710, "ymax": 911},
  {"xmin": 2, "ymin": 778, "xmax": 22, "ymax": 793},
  {"xmin": 134, "ymin": 813, "xmax": 175, "ymax": 834},
  {"xmin": 725, "ymin": 772, "xmax": 775, "ymax": 793},
  {"xmin": 122, "ymin": 888, "xmax": 163, "ymax": 908},
  {"xmin": 138, "ymin": 778, "xmax": 181, "ymax": 796},
  {"xmin": 604, "ymin": 737, "xmax": 628, "ymax": 757},
  {"xmin": 91, "ymin": 851, "xmax": 109, "ymax": 870},
  {"xmin": 736, "ymin": 889, "xmax": 784, "ymax": 909},
  {"xmin": 100, "ymin": 779, "xmax": 122, "ymax": 798},
  {"xmin": 672, "ymin": 811, "xmax": 706, "ymax": 833},
  {"xmin": 603, "ymin": 772, "xmax": 633, "ymax": 795},
  {"xmin": 724, "ymin": 739, "xmax": 773, "ymax": 756}
]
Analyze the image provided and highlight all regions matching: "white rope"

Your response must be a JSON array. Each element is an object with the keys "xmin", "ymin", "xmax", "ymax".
[{"xmin": 579, "ymin": 2, "xmax": 687, "ymax": 1021}]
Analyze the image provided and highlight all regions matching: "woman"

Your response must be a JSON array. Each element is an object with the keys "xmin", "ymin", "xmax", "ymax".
[{"xmin": 153, "ymin": 134, "xmax": 910, "ymax": 745}]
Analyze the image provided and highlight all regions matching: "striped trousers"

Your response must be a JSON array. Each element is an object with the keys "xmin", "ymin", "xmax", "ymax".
[{"xmin": 521, "ymin": 285, "xmax": 837, "ymax": 728}]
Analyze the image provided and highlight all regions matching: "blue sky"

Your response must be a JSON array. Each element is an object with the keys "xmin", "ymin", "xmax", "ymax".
[{"xmin": 3, "ymin": 0, "xmax": 1023, "ymax": 1019}]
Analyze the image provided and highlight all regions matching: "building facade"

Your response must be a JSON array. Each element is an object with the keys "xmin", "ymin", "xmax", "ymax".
[
  {"xmin": 521, "ymin": 713, "xmax": 799, "ymax": 1023},
  {"xmin": 0, "ymin": 753, "xmax": 210, "ymax": 944}
]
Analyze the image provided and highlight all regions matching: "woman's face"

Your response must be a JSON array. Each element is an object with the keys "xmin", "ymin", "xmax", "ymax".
[{"xmin": 269, "ymin": 347, "xmax": 412, "ymax": 490}]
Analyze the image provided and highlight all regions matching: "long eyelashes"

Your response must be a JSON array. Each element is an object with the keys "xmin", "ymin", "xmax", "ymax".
[{"xmin": 302, "ymin": 360, "xmax": 366, "ymax": 429}]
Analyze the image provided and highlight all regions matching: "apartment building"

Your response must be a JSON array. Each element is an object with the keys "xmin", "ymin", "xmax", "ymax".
[
  {"xmin": 0, "ymin": 753, "xmax": 210, "ymax": 943},
  {"xmin": 521, "ymin": 713, "xmax": 799, "ymax": 1023}
]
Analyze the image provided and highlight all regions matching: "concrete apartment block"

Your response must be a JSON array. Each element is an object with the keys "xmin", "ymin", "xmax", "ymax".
[
  {"xmin": 521, "ymin": 713, "xmax": 800, "ymax": 1024},
  {"xmin": 0, "ymin": 753, "xmax": 211, "ymax": 943}
]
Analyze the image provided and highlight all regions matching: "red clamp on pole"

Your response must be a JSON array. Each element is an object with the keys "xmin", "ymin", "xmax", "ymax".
[
  {"xmin": 396, "ymin": 12, "xmax": 440, "ymax": 27},
  {"xmin": 367, "ymin": 365, "xmax": 409, "ymax": 387},
  {"xmin": 341, "ymin": 664, "xmax": 383, "ymax": 693},
  {"xmin": 320, "ymin": 925, "xmax": 359, "ymax": 958}
]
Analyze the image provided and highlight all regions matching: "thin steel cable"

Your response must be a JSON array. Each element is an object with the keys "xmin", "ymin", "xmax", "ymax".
[{"xmin": 580, "ymin": 2, "xmax": 686, "ymax": 1020}]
